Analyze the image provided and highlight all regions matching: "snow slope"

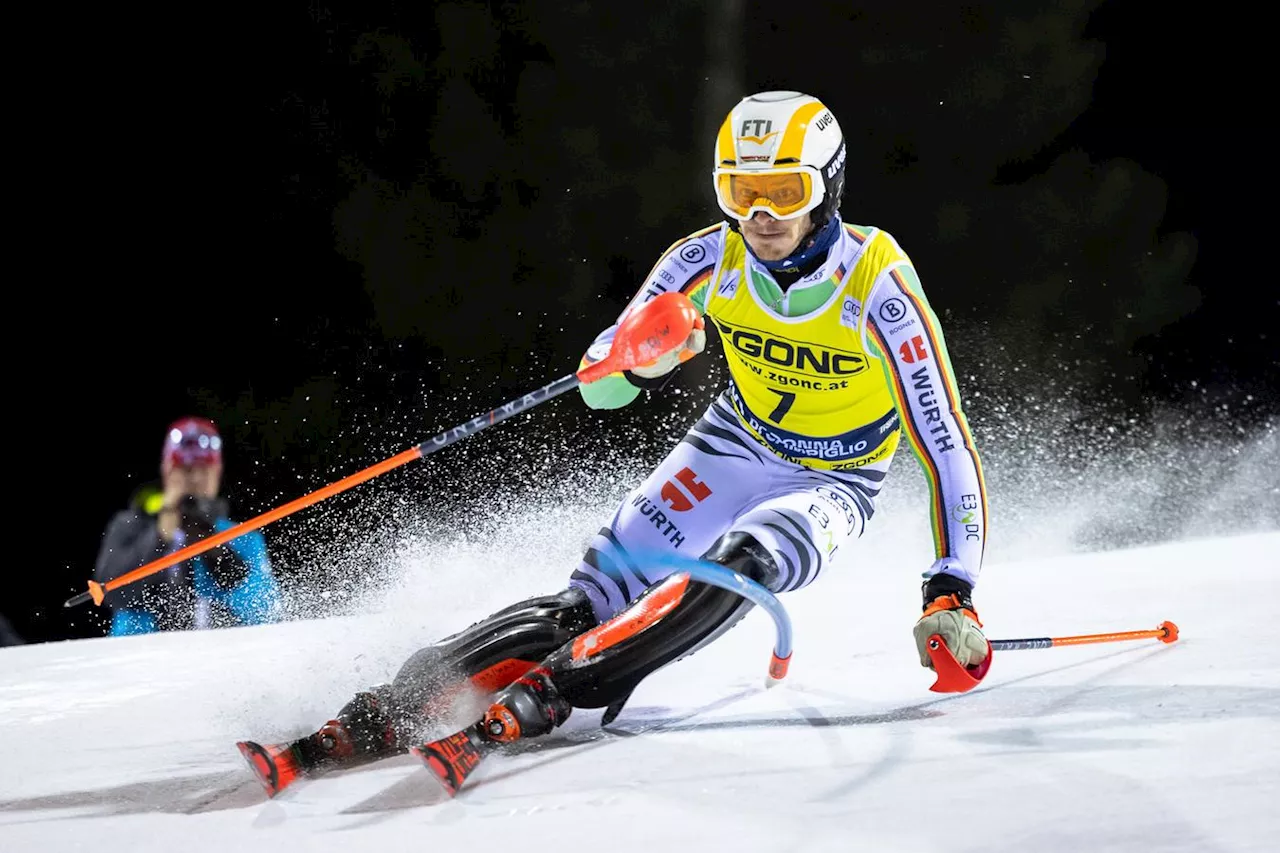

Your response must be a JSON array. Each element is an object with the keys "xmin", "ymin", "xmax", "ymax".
[{"xmin": 1, "ymin": 524, "xmax": 1276, "ymax": 853}]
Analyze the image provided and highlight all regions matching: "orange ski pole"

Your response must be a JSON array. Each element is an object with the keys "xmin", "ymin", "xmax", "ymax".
[
  {"xmin": 927, "ymin": 620, "xmax": 1180, "ymax": 694},
  {"xmin": 65, "ymin": 291, "xmax": 702, "ymax": 610},
  {"xmin": 989, "ymin": 621, "xmax": 1179, "ymax": 651}
]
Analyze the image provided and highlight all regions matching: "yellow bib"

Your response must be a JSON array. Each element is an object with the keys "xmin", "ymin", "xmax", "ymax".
[{"xmin": 704, "ymin": 226, "xmax": 903, "ymax": 470}]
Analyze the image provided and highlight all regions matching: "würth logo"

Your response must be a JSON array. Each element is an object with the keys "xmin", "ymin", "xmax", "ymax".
[{"xmin": 660, "ymin": 467, "xmax": 712, "ymax": 512}]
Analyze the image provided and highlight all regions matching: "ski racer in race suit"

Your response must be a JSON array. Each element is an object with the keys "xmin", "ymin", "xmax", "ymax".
[{"xmin": 253, "ymin": 91, "xmax": 990, "ymax": 787}]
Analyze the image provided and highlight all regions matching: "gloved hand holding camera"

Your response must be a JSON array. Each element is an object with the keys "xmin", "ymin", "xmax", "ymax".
[
  {"xmin": 158, "ymin": 485, "xmax": 227, "ymax": 544},
  {"xmin": 176, "ymin": 494, "xmax": 228, "ymax": 540}
]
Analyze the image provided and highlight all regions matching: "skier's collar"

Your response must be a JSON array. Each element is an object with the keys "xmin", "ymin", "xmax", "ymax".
[{"xmin": 744, "ymin": 215, "xmax": 845, "ymax": 282}]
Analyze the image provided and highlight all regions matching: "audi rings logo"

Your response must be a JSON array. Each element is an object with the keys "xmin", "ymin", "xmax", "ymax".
[
  {"xmin": 840, "ymin": 296, "xmax": 861, "ymax": 330},
  {"xmin": 679, "ymin": 243, "xmax": 706, "ymax": 265}
]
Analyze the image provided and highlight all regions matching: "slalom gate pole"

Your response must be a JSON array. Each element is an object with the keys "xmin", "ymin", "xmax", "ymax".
[
  {"xmin": 927, "ymin": 620, "xmax": 1180, "ymax": 694},
  {"xmin": 65, "ymin": 292, "xmax": 703, "ymax": 610},
  {"xmin": 637, "ymin": 551, "xmax": 794, "ymax": 688}
]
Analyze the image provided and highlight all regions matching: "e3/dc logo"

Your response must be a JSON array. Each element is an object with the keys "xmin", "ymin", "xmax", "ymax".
[
  {"xmin": 953, "ymin": 494, "xmax": 981, "ymax": 541},
  {"xmin": 878, "ymin": 298, "xmax": 907, "ymax": 324},
  {"xmin": 679, "ymin": 243, "xmax": 706, "ymax": 265}
]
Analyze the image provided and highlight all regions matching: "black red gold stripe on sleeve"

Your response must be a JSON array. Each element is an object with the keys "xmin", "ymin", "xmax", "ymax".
[
  {"xmin": 843, "ymin": 223, "xmax": 870, "ymax": 245},
  {"xmin": 887, "ymin": 267, "xmax": 989, "ymax": 561},
  {"xmin": 868, "ymin": 318, "xmax": 949, "ymax": 557},
  {"xmin": 681, "ymin": 264, "xmax": 715, "ymax": 300}
]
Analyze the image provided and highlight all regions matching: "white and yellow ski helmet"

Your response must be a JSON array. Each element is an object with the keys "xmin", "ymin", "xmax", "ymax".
[{"xmin": 712, "ymin": 91, "xmax": 846, "ymax": 227}]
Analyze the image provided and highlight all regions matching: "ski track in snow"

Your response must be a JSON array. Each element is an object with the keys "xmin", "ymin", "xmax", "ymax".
[
  {"xmin": 1, "ymin": 529, "xmax": 1277, "ymax": 851},
  {"xmin": 3, "ymin": 416, "xmax": 1278, "ymax": 853}
]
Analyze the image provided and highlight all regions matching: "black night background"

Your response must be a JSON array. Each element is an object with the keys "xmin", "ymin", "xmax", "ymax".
[{"xmin": 14, "ymin": 1, "xmax": 1275, "ymax": 645}]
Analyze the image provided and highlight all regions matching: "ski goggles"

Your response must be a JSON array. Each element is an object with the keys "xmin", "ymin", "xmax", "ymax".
[
  {"xmin": 162, "ymin": 418, "xmax": 223, "ymax": 469},
  {"xmin": 713, "ymin": 167, "xmax": 825, "ymax": 221}
]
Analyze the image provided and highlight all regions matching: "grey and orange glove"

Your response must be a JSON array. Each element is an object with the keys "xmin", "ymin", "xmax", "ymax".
[
  {"xmin": 629, "ymin": 322, "xmax": 706, "ymax": 379},
  {"xmin": 913, "ymin": 573, "xmax": 989, "ymax": 669}
]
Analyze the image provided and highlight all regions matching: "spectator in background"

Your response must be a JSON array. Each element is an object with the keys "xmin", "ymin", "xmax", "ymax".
[
  {"xmin": 94, "ymin": 416, "xmax": 283, "ymax": 635},
  {"xmin": 0, "ymin": 612, "xmax": 22, "ymax": 646}
]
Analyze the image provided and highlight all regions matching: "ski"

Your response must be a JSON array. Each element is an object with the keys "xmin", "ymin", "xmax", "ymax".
[
  {"xmin": 238, "ymin": 686, "xmax": 760, "ymax": 801},
  {"xmin": 409, "ymin": 703, "xmax": 715, "ymax": 797},
  {"xmin": 236, "ymin": 739, "xmax": 306, "ymax": 798},
  {"xmin": 409, "ymin": 722, "xmax": 499, "ymax": 796}
]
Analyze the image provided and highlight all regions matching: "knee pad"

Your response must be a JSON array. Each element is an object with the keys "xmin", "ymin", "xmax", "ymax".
[{"xmin": 701, "ymin": 531, "xmax": 780, "ymax": 590}]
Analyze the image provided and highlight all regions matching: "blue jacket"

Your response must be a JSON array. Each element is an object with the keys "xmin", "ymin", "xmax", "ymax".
[{"xmin": 94, "ymin": 483, "xmax": 283, "ymax": 635}]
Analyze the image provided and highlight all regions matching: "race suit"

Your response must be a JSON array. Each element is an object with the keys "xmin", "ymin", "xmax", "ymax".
[{"xmin": 569, "ymin": 217, "xmax": 988, "ymax": 621}]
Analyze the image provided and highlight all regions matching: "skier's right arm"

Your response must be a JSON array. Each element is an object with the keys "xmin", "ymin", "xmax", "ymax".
[{"xmin": 578, "ymin": 224, "xmax": 724, "ymax": 410}]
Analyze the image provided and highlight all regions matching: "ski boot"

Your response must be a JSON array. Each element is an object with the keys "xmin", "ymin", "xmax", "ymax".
[
  {"xmin": 412, "ymin": 666, "xmax": 572, "ymax": 795},
  {"xmin": 237, "ymin": 690, "xmax": 400, "ymax": 798}
]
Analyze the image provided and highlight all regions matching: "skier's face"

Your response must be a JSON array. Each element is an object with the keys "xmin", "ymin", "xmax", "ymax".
[{"xmin": 740, "ymin": 210, "xmax": 812, "ymax": 261}]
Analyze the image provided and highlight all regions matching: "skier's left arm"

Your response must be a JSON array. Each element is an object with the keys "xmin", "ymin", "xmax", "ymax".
[{"xmin": 865, "ymin": 262, "xmax": 990, "ymax": 669}]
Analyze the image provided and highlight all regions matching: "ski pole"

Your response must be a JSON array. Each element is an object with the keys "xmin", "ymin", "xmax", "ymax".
[
  {"xmin": 990, "ymin": 620, "xmax": 1179, "ymax": 651},
  {"xmin": 927, "ymin": 620, "xmax": 1180, "ymax": 693},
  {"xmin": 65, "ymin": 291, "xmax": 703, "ymax": 610}
]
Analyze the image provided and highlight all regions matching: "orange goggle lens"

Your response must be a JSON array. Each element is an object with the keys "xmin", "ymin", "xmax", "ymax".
[{"xmin": 715, "ymin": 172, "xmax": 814, "ymax": 218}]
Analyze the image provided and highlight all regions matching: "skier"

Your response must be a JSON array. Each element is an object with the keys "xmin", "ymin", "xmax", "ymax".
[{"xmin": 238, "ymin": 90, "xmax": 990, "ymax": 796}]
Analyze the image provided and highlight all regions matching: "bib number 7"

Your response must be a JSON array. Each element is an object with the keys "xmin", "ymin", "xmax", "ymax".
[{"xmin": 766, "ymin": 389, "xmax": 796, "ymax": 424}]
